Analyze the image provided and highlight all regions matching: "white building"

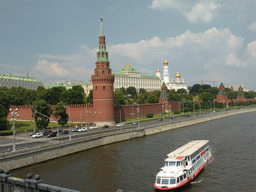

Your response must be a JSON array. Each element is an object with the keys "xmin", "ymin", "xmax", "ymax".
[
  {"xmin": 0, "ymin": 73, "xmax": 43, "ymax": 90},
  {"xmin": 156, "ymin": 59, "xmax": 188, "ymax": 92},
  {"xmin": 113, "ymin": 63, "xmax": 161, "ymax": 92}
]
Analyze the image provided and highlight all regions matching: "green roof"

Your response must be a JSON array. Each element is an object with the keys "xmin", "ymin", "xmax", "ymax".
[
  {"xmin": 112, "ymin": 72, "xmax": 127, "ymax": 76},
  {"xmin": 1, "ymin": 74, "xmax": 40, "ymax": 83},
  {"xmin": 141, "ymin": 74, "xmax": 156, "ymax": 78}
]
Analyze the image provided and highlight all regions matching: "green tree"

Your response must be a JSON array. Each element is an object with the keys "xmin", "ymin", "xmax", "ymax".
[
  {"xmin": 86, "ymin": 90, "xmax": 93, "ymax": 104},
  {"xmin": 61, "ymin": 89, "xmax": 84, "ymax": 104},
  {"xmin": 139, "ymin": 88, "xmax": 147, "ymax": 94},
  {"xmin": 126, "ymin": 87, "xmax": 137, "ymax": 98},
  {"xmin": 226, "ymin": 91, "xmax": 237, "ymax": 99},
  {"xmin": 200, "ymin": 92, "xmax": 214, "ymax": 102},
  {"xmin": 114, "ymin": 90, "xmax": 126, "ymax": 105},
  {"xmin": 53, "ymin": 101, "xmax": 68, "ymax": 127},
  {"xmin": 32, "ymin": 99, "xmax": 53, "ymax": 129}
]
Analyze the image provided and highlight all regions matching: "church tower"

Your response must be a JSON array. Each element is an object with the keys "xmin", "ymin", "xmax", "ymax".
[
  {"xmin": 163, "ymin": 59, "xmax": 170, "ymax": 84},
  {"xmin": 91, "ymin": 18, "xmax": 115, "ymax": 126}
]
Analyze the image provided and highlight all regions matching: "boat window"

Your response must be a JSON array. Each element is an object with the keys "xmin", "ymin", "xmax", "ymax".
[
  {"xmin": 165, "ymin": 162, "xmax": 168, "ymax": 166},
  {"xmin": 169, "ymin": 162, "xmax": 175, "ymax": 166},
  {"xmin": 162, "ymin": 179, "xmax": 169, "ymax": 185},
  {"xmin": 197, "ymin": 155, "xmax": 200, "ymax": 160},
  {"xmin": 177, "ymin": 162, "xmax": 180, "ymax": 166},
  {"xmin": 183, "ymin": 174, "xmax": 186, "ymax": 179},
  {"xmin": 180, "ymin": 176, "xmax": 183, "ymax": 181},
  {"xmin": 157, "ymin": 178, "xmax": 161, "ymax": 184},
  {"xmin": 177, "ymin": 178, "xmax": 180, "ymax": 183},
  {"xmin": 170, "ymin": 179, "xmax": 176, "ymax": 184}
]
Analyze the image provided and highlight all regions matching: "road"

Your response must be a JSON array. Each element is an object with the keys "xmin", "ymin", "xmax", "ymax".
[{"xmin": 0, "ymin": 108, "xmax": 245, "ymax": 153}]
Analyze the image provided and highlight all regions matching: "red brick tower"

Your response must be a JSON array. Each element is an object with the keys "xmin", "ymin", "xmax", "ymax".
[{"xmin": 91, "ymin": 18, "xmax": 115, "ymax": 126}]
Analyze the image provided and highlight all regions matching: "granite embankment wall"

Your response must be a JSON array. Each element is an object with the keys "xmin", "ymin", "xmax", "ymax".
[{"xmin": 1, "ymin": 107, "xmax": 255, "ymax": 171}]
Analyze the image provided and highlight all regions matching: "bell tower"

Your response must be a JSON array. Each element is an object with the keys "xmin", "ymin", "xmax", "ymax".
[{"xmin": 91, "ymin": 18, "xmax": 115, "ymax": 126}]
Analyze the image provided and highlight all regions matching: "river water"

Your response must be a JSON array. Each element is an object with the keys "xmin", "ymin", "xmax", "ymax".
[{"xmin": 11, "ymin": 112, "xmax": 256, "ymax": 192}]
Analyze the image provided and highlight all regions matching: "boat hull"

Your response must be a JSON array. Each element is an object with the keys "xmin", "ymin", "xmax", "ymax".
[{"xmin": 154, "ymin": 155, "xmax": 212, "ymax": 191}]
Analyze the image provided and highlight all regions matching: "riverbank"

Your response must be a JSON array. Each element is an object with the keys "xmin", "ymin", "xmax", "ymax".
[{"xmin": 1, "ymin": 107, "xmax": 255, "ymax": 171}]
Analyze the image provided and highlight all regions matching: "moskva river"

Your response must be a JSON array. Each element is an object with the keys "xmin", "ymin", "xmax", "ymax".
[{"xmin": 12, "ymin": 112, "xmax": 256, "ymax": 192}]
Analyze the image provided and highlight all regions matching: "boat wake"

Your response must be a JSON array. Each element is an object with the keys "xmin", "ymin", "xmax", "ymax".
[{"xmin": 191, "ymin": 179, "xmax": 203, "ymax": 184}]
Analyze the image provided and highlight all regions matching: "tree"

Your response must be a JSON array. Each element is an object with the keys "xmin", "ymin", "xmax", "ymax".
[
  {"xmin": 53, "ymin": 101, "xmax": 68, "ymax": 127},
  {"xmin": 226, "ymin": 91, "xmax": 237, "ymax": 99},
  {"xmin": 32, "ymin": 100, "xmax": 53, "ymax": 129},
  {"xmin": 139, "ymin": 88, "xmax": 147, "ymax": 94},
  {"xmin": 0, "ymin": 104, "xmax": 10, "ymax": 131},
  {"xmin": 86, "ymin": 90, "xmax": 93, "ymax": 104},
  {"xmin": 200, "ymin": 92, "xmax": 214, "ymax": 102},
  {"xmin": 126, "ymin": 87, "xmax": 137, "ymax": 98},
  {"xmin": 114, "ymin": 90, "xmax": 126, "ymax": 105},
  {"xmin": 61, "ymin": 89, "xmax": 84, "ymax": 104}
]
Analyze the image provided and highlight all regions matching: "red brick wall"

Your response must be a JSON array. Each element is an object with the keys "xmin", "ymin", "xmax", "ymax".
[{"xmin": 8, "ymin": 102, "xmax": 182, "ymax": 123}]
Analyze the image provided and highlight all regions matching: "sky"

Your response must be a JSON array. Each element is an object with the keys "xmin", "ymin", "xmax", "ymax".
[{"xmin": 0, "ymin": 0, "xmax": 256, "ymax": 90}]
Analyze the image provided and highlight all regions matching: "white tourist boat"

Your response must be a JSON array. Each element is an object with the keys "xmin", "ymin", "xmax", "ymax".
[{"xmin": 154, "ymin": 140, "xmax": 212, "ymax": 190}]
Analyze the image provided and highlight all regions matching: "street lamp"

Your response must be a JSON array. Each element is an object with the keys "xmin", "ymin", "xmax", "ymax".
[
  {"xmin": 137, "ymin": 104, "xmax": 140, "ymax": 128},
  {"xmin": 208, "ymin": 100, "xmax": 212, "ymax": 114},
  {"xmin": 34, "ymin": 106, "xmax": 37, "ymax": 132},
  {"xmin": 182, "ymin": 102, "xmax": 184, "ymax": 115},
  {"xmin": 193, "ymin": 103, "xmax": 195, "ymax": 118},
  {"xmin": 199, "ymin": 102, "xmax": 201, "ymax": 113},
  {"xmin": 64, "ymin": 105, "xmax": 71, "ymax": 141},
  {"xmin": 162, "ymin": 104, "xmax": 164, "ymax": 119},
  {"xmin": 10, "ymin": 108, "xmax": 19, "ymax": 152}
]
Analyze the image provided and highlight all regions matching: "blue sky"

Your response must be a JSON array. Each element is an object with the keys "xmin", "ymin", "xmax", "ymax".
[{"xmin": 1, "ymin": 0, "xmax": 256, "ymax": 90}]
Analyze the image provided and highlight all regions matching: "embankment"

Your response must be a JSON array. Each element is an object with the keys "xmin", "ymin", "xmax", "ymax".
[{"xmin": 1, "ymin": 107, "xmax": 255, "ymax": 170}]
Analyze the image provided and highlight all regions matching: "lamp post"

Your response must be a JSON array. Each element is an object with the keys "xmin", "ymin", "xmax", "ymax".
[
  {"xmin": 10, "ymin": 108, "xmax": 19, "ymax": 152},
  {"xmin": 64, "ymin": 105, "xmax": 71, "ymax": 141},
  {"xmin": 132, "ymin": 103, "xmax": 134, "ymax": 124},
  {"xmin": 208, "ymin": 100, "xmax": 212, "ymax": 114},
  {"xmin": 162, "ymin": 104, "xmax": 164, "ymax": 119},
  {"xmin": 199, "ymin": 102, "xmax": 201, "ymax": 113},
  {"xmin": 193, "ymin": 103, "xmax": 195, "ymax": 118},
  {"xmin": 182, "ymin": 103, "xmax": 184, "ymax": 115},
  {"xmin": 213, "ymin": 101, "xmax": 215, "ymax": 113},
  {"xmin": 86, "ymin": 109, "xmax": 88, "ymax": 129},
  {"xmin": 137, "ymin": 104, "xmax": 140, "ymax": 128},
  {"xmin": 34, "ymin": 106, "xmax": 37, "ymax": 132}
]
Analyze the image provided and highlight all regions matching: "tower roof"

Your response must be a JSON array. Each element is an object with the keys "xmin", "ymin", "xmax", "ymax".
[
  {"xmin": 164, "ymin": 59, "xmax": 168, "ymax": 66},
  {"xmin": 219, "ymin": 82, "xmax": 224, "ymax": 88},
  {"xmin": 175, "ymin": 72, "xmax": 180, "ymax": 78},
  {"xmin": 99, "ymin": 17, "xmax": 104, "ymax": 36}
]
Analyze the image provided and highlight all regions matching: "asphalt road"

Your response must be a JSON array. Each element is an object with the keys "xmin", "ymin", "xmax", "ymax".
[{"xmin": 0, "ymin": 108, "xmax": 241, "ymax": 153}]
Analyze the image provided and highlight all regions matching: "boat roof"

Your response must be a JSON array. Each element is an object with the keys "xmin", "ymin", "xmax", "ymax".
[{"xmin": 167, "ymin": 140, "xmax": 209, "ymax": 158}]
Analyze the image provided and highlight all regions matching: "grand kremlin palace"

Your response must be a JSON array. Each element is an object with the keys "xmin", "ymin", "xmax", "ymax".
[
  {"xmin": 44, "ymin": 63, "xmax": 162, "ymax": 95},
  {"xmin": 0, "ymin": 73, "xmax": 43, "ymax": 90}
]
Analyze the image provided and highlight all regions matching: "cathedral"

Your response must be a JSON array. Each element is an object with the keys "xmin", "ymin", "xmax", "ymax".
[{"xmin": 156, "ymin": 59, "xmax": 189, "ymax": 93}]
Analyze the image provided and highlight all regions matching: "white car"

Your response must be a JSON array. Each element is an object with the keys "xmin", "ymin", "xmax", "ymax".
[
  {"xmin": 78, "ymin": 127, "xmax": 87, "ymax": 132},
  {"xmin": 31, "ymin": 132, "xmax": 43, "ymax": 138},
  {"xmin": 117, "ymin": 123, "xmax": 123, "ymax": 127},
  {"xmin": 90, "ymin": 125, "xmax": 98, "ymax": 129}
]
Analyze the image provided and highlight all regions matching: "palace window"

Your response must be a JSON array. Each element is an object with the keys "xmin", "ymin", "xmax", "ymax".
[{"xmin": 103, "ymin": 86, "xmax": 105, "ymax": 90}]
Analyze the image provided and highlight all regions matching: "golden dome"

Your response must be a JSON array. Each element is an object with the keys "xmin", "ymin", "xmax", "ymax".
[
  {"xmin": 175, "ymin": 72, "xmax": 180, "ymax": 78},
  {"xmin": 156, "ymin": 69, "xmax": 160, "ymax": 72},
  {"xmin": 125, "ymin": 63, "xmax": 131, "ymax": 68},
  {"xmin": 164, "ymin": 59, "xmax": 168, "ymax": 66}
]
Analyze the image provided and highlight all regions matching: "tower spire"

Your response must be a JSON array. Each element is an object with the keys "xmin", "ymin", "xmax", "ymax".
[
  {"xmin": 27, "ymin": 68, "xmax": 29, "ymax": 78},
  {"xmin": 100, "ymin": 17, "xmax": 104, "ymax": 36}
]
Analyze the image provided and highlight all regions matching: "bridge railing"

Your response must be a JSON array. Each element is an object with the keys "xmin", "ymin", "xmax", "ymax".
[{"xmin": 0, "ymin": 168, "xmax": 80, "ymax": 192}]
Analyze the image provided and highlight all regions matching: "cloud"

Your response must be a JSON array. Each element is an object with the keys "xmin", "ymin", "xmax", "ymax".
[
  {"xmin": 248, "ymin": 22, "xmax": 256, "ymax": 31},
  {"xmin": 150, "ymin": 0, "xmax": 221, "ymax": 23},
  {"xmin": 186, "ymin": 2, "xmax": 221, "ymax": 22},
  {"xmin": 150, "ymin": 0, "xmax": 179, "ymax": 9},
  {"xmin": 247, "ymin": 41, "xmax": 256, "ymax": 58},
  {"xmin": 35, "ymin": 60, "xmax": 69, "ymax": 77},
  {"xmin": 225, "ymin": 54, "xmax": 247, "ymax": 67}
]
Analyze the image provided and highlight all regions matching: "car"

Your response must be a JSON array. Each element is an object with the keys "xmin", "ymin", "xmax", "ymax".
[
  {"xmin": 132, "ymin": 122, "xmax": 137, "ymax": 125},
  {"xmin": 103, "ymin": 125, "xmax": 109, "ymax": 128},
  {"xmin": 195, "ymin": 113, "xmax": 199, "ymax": 116},
  {"xmin": 62, "ymin": 130, "xmax": 69, "ymax": 134},
  {"xmin": 72, "ymin": 128, "xmax": 79, "ymax": 132},
  {"xmin": 47, "ymin": 132, "xmax": 57, "ymax": 137},
  {"xmin": 170, "ymin": 116, "xmax": 176, "ymax": 119},
  {"xmin": 158, "ymin": 118, "xmax": 163, "ymax": 121},
  {"xmin": 185, "ymin": 114, "xmax": 190, "ymax": 117},
  {"xmin": 42, "ymin": 131, "xmax": 50, "ymax": 136},
  {"xmin": 78, "ymin": 127, "xmax": 87, "ymax": 132},
  {"xmin": 117, "ymin": 123, "xmax": 123, "ymax": 127},
  {"xmin": 30, "ymin": 131, "xmax": 39, "ymax": 136},
  {"xmin": 90, "ymin": 126, "xmax": 98, "ymax": 129},
  {"xmin": 31, "ymin": 132, "xmax": 43, "ymax": 138}
]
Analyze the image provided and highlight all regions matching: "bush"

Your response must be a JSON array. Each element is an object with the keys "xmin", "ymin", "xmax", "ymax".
[
  {"xmin": 0, "ymin": 130, "xmax": 13, "ymax": 136},
  {"xmin": 173, "ymin": 110, "xmax": 181, "ymax": 114},
  {"xmin": 146, "ymin": 112, "xmax": 154, "ymax": 118}
]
